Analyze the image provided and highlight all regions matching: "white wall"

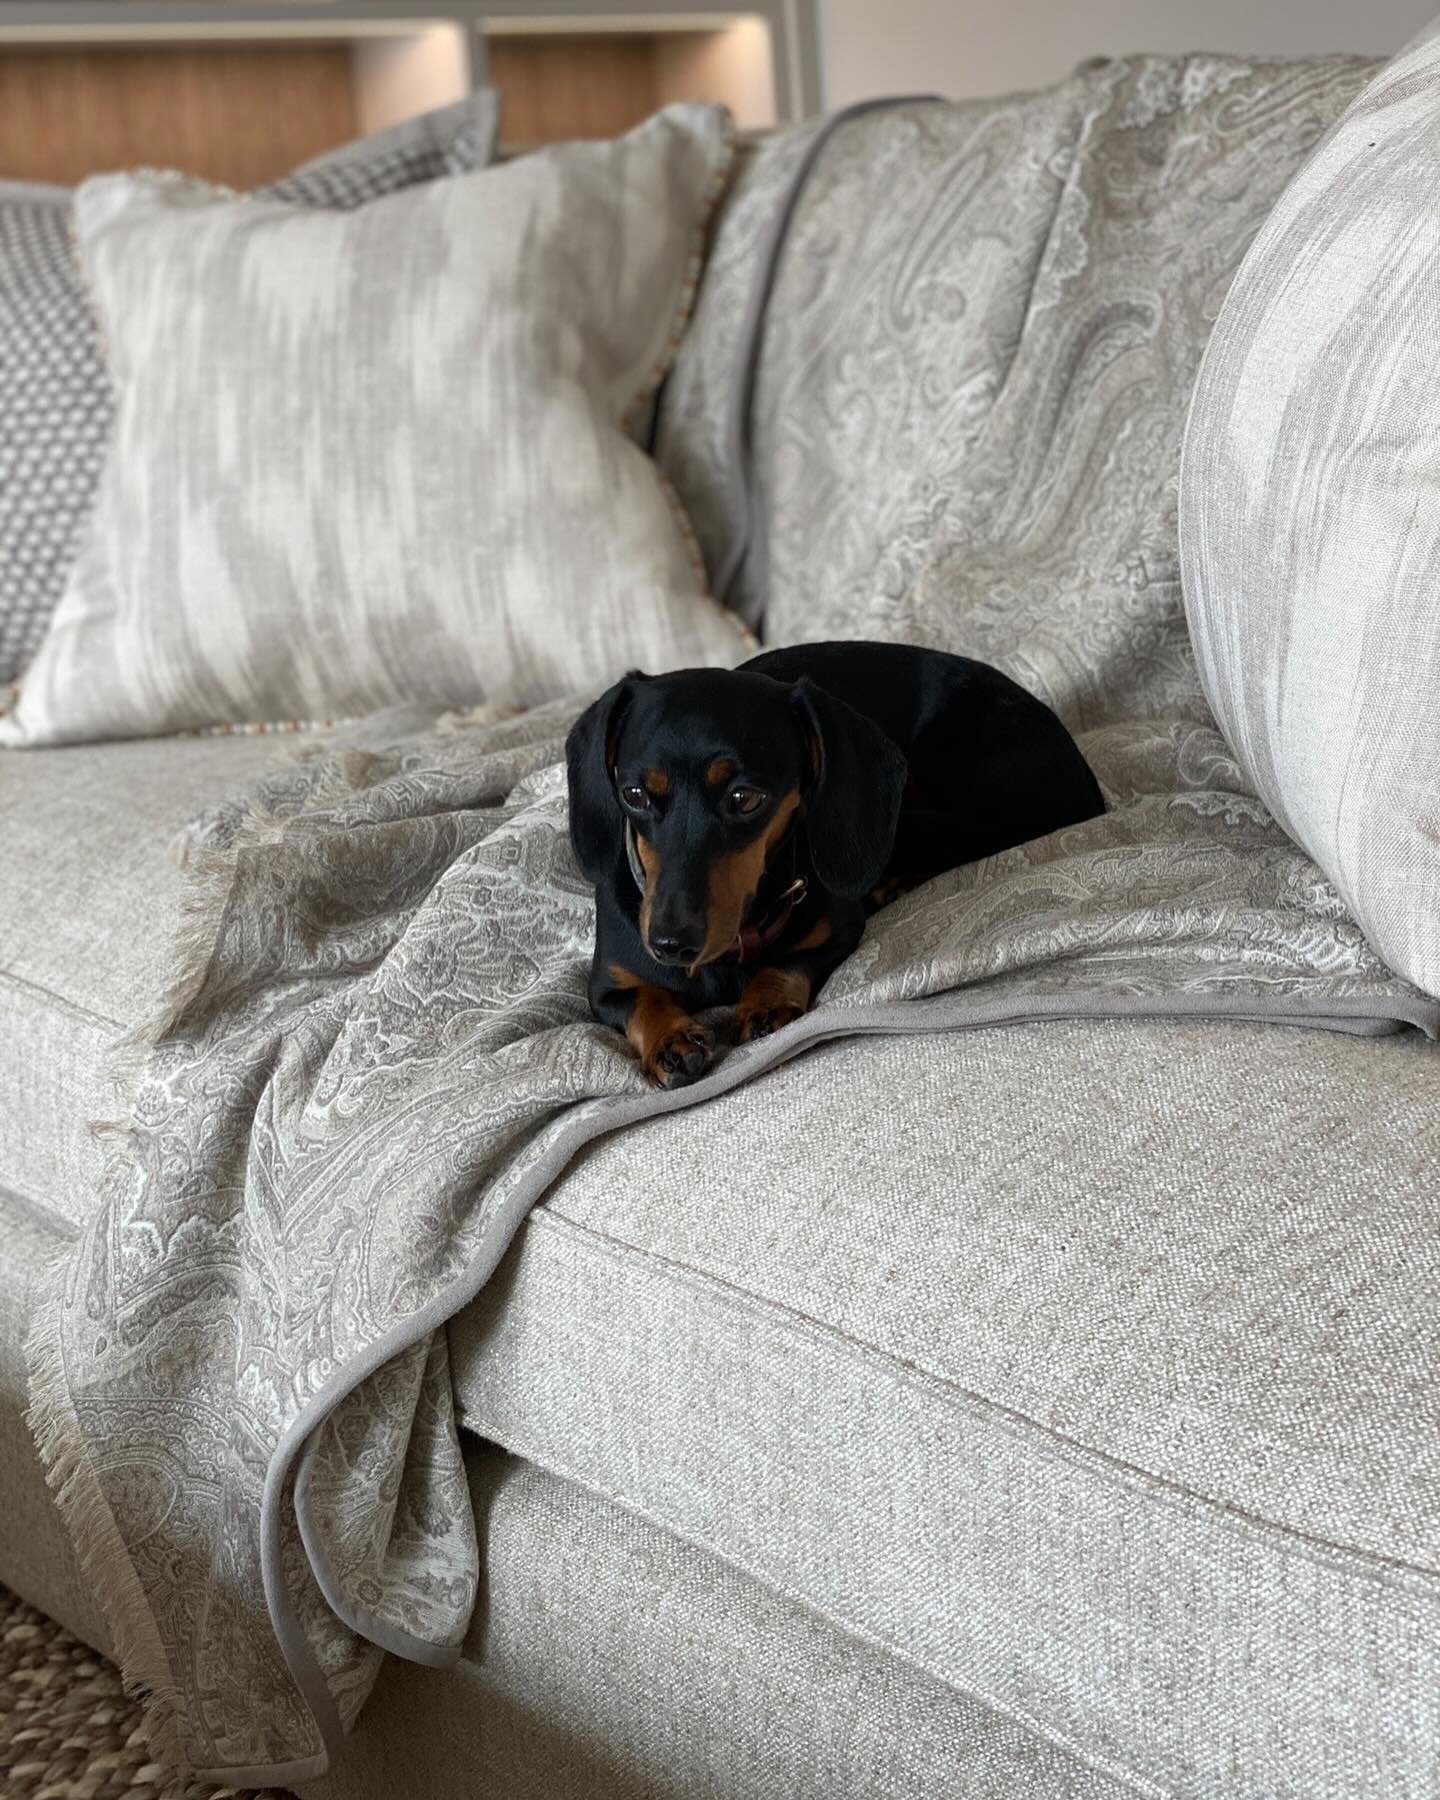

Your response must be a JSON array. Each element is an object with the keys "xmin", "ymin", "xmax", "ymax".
[
  {"xmin": 352, "ymin": 26, "xmax": 470, "ymax": 136},
  {"xmin": 654, "ymin": 22, "xmax": 777, "ymax": 130},
  {"xmin": 822, "ymin": 0, "xmax": 1436, "ymax": 105}
]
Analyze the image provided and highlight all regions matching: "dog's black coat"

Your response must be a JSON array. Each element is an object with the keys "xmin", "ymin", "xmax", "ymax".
[{"xmin": 566, "ymin": 640, "xmax": 1104, "ymax": 1085}]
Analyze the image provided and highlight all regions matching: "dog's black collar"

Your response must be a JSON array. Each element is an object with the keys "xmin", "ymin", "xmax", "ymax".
[
  {"xmin": 738, "ymin": 816, "xmax": 808, "ymax": 958},
  {"xmin": 733, "ymin": 871, "xmax": 809, "ymax": 963},
  {"xmin": 623, "ymin": 817, "xmax": 809, "ymax": 964}
]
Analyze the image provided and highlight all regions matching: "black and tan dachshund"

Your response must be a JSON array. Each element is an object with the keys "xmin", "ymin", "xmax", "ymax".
[{"xmin": 566, "ymin": 640, "xmax": 1104, "ymax": 1087}]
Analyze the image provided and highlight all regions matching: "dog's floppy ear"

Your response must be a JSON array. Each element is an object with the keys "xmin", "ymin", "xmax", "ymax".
[
  {"xmin": 566, "ymin": 673, "xmax": 642, "ymax": 881},
  {"xmin": 791, "ymin": 677, "xmax": 907, "ymax": 898}
]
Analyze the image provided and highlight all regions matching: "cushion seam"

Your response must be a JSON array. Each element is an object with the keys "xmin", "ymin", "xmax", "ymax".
[
  {"xmin": 0, "ymin": 964, "xmax": 126, "ymax": 1034},
  {"xmin": 0, "ymin": 1179, "xmax": 81, "ymax": 1243},
  {"xmin": 515, "ymin": 1204, "xmax": 1440, "ymax": 1593},
  {"xmin": 464, "ymin": 1428, "xmax": 1166, "ymax": 1800}
]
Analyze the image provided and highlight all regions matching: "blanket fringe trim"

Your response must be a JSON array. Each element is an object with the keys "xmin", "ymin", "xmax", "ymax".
[
  {"xmin": 27, "ymin": 839, "xmax": 263, "ymax": 1771},
  {"xmin": 31, "ymin": 772, "xmax": 310, "ymax": 1774},
  {"xmin": 32, "ymin": 734, "xmax": 413, "ymax": 1779},
  {"xmin": 146, "ymin": 843, "xmax": 258, "ymax": 1052},
  {"xmin": 25, "ymin": 814, "xmax": 258, "ymax": 1772},
  {"xmin": 25, "ymin": 1240, "xmax": 191, "ymax": 1779},
  {"xmin": 143, "ymin": 741, "xmax": 400, "ymax": 1059}
]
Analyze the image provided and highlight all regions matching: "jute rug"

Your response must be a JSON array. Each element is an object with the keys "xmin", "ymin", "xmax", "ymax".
[{"xmin": 0, "ymin": 1587, "xmax": 295, "ymax": 1800}]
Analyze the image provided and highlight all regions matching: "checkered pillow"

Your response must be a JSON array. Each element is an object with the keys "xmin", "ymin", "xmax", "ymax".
[{"xmin": 0, "ymin": 91, "xmax": 499, "ymax": 686}]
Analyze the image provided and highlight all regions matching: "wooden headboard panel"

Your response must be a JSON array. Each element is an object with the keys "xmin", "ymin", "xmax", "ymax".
[{"xmin": 0, "ymin": 44, "xmax": 359, "ymax": 187}]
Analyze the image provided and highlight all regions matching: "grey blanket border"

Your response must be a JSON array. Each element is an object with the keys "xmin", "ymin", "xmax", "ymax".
[{"xmin": 238, "ymin": 979, "xmax": 1438, "ymax": 1790}]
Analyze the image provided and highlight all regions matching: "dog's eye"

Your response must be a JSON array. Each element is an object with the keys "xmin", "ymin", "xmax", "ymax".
[
  {"xmin": 620, "ymin": 785, "xmax": 651, "ymax": 812},
  {"xmin": 727, "ymin": 787, "xmax": 765, "ymax": 816}
]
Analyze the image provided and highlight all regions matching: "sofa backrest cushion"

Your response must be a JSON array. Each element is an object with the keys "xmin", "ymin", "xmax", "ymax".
[{"xmin": 1179, "ymin": 17, "xmax": 1440, "ymax": 997}]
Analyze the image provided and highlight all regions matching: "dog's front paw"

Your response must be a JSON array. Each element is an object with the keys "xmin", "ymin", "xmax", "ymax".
[
  {"xmin": 644, "ymin": 1022, "xmax": 715, "ymax": 1089},
  {"xmin": 737, "ymin": 1001, "xmax": 805, "ymax": 1043},
  {"xmin": 736, "ymin": 967, "xmax": 811, "ymax": 1045}
]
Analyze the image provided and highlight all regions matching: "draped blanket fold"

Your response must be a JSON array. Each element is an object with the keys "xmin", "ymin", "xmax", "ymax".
[{"xmin": 29, "ymin": 53, "xmax": 1438, "ymax": 1785}]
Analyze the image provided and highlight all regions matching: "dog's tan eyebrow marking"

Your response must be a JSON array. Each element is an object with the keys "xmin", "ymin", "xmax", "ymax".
[
  {"xmin": 705, "ymin": 756, "xmax": 737, "ymax": 790},
  {"xmin": 642, "ymin": 768, "xmax": 670, "ymax": 797}
]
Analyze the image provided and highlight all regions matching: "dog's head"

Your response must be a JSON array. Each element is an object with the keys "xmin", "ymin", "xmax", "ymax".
[{"xmin": 566, "ymin": 666, "xmax": 906, "ymax": 971}]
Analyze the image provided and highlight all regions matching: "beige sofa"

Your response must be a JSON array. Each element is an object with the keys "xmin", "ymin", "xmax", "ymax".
[{"xmin": 6, "ymin": 732, "xmax": 1438, "ymax": 1798}]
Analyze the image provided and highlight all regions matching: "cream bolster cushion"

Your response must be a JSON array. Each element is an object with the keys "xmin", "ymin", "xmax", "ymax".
[
  {"xmin": 0, "ymin": 102, "xmax": 751, "ymax": 748},
  {"xmin": 1179, "ymin": 19, "xmax": 1440, "ymax": 998}
]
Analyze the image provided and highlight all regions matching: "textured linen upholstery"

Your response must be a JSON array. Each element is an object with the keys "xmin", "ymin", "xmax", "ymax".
[
  {"xmin": 1, "ymin": 105, "xmax": 749, "ymax": 747},
  {"xmin": 0, "ymin": 1253, "xmax": 1128, "ymax": 1800},
  {"xmin": 1179, "ymin": 18, "xmax": 1440, "ymax": 997},
  {"xmin": 452, "ymin": 1022, "xmax": 1440, "ymax": 1799},
  {"xmin": 0, "ymin": 1191, "xmax": 108, "ymax": 1652},
  {"xmin": 0, "ymin": 732, "xmax": 280, "ymax": 1219},
  {"xmin": 0, "ymin": 94, "xmax": 500, "ymax": 689},
  {"xmin": 0, "ymin": 1184, "xmax": 1129, "ymax": 1798},
  {"xmin": 300, "ymin": 1444, "xmax": 1132, "ymax": 1800}
]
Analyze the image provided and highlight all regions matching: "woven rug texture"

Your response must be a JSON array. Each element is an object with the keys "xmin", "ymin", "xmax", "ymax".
[{"xmin": 0, "ymin": 1588, "xmax": 294, "ymax": 1800}]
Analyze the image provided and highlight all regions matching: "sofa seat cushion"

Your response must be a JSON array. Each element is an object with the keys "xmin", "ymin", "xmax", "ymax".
[
  {"xmin": 451, "ymin": 1019, "xmax": 1440, "ymax": 1798},
  {"xmin": 302, "ymin": 1441, "xmax": 1132, "ymax": 1800},
  {"xmin": 0, "ymin": 733, "xmax": 285, "ymax": 1222}
]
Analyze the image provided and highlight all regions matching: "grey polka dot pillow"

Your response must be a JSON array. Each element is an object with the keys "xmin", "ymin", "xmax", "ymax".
[{"xmin": 0, "ymin": 91, "xmax": 499, "ymax": 687}]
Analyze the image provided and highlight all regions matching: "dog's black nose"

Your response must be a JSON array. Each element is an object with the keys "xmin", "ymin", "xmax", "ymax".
[{"xmin": 649, "ymin": 933, "xmax": 700, "ymax": 967}]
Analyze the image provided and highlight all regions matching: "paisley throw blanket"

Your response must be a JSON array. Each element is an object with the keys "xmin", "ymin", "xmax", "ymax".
[{"xmin": 30, "ymin": 55, "xmax": 1437, "ymax": 1786}]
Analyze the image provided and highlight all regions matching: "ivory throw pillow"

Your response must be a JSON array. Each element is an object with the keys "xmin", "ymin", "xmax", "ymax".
[
  {"xmin": 0, "ymin": 93, "xmax": 500, "ymax": 690},
  {"xmin": 1, "ymin": 104, "xmax": 749, "ymax": 746},
  {"xmin": 1179, "ymin": 19, "xmax": 1440, "ymax": 997}
]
